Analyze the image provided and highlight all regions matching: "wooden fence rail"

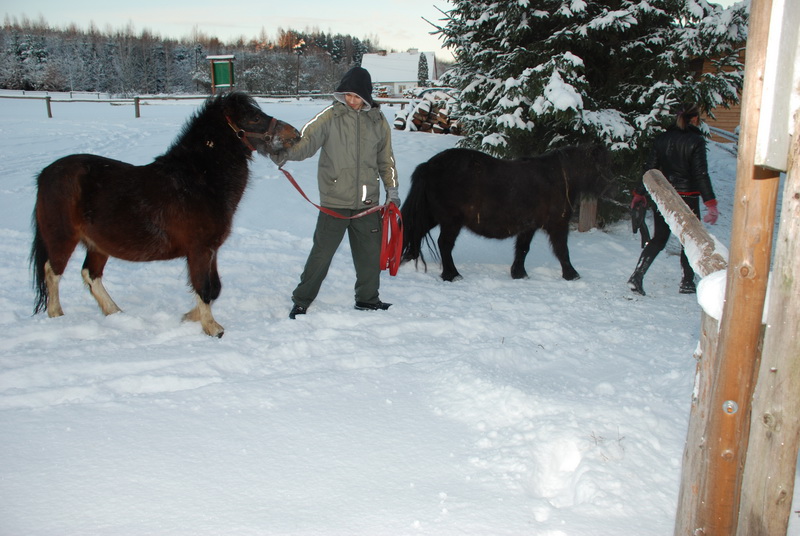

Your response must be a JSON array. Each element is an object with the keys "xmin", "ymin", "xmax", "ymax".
[{"xmin": 0, "ymin": 93, "xmax": 372, "ymax": 118}]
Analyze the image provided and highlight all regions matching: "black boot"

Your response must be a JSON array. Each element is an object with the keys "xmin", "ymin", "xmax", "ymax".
[
  {"xmin": 679, "ymin": 278, "xmax": 696, "ymax": 294},
  {"xmin": 354, "ymin": 300, "xmax": 392, "ymax": 311},
  {"xmin": 628, "ymin": 252, "xmax": 656, "ymax": 296},
  {"xmin": 679, "ymin": 254, "xmax": 697, "ymax": 294},
  {"xmin": 289, "ymin": 304, "xmax": 307, "ymax": 319}
]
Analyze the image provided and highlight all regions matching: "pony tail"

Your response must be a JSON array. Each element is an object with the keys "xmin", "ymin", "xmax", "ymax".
[
  {"xmin": 30, "ymin": 216, "xmax": 49, "ymax": 315},
  {"xmin": 401, "ymin": 161, "xmax": 436, "ymax": 270}
]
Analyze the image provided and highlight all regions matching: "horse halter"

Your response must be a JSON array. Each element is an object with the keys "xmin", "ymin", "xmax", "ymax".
[{"xmin": 225, "ymin": 115, "xmax": 278, "ymax": 152}]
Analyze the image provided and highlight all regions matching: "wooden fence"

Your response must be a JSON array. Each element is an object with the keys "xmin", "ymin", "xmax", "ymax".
[
  {"xmin": 0, "ymin": 93, "xmax": 367, "ymax": 118},
  {"xmin": 650, "ymin": 0, "xmax": 800, "ymax": 532}
]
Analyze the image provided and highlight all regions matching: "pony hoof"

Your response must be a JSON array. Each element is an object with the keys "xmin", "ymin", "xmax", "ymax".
[
  {"xmin": 563, "ymin": 272, "xmax": 581, "ymax": 281},
  {"xmin": 442, "ymin": 274, "xmax": 462, "ymax": 282},
  {"xmin": 203, "ymin": 324, "xmax": 225, "ymax": 338}
]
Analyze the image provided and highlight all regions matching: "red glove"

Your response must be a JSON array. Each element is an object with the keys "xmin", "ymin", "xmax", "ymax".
[
  {"xmin": 703, "ymin": 199, "xmax": 719, "ymax": 224},
  {"xmin": 630, "ymin": 192, "xmax": 647, "ymax": 209}
]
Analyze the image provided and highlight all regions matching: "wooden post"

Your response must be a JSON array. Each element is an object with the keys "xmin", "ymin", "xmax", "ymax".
[
  {"xmin": 134, "ymin": 97, "xmax": 140, "ymax": 118},
  {"xmin": 641, "ymin": 170, "xmax": 730, "ymax": 536},
  {"xmin": 669, "ymin": 0, "xmax": 787, "ymax": 532},
  {"xmin": 577, "ymin": 197, "xmax": 598, "ymax": 232},
  {"xmin": 691, "ymin": 0, "xmax": 782, "ymax": 532},
  {"xmin": 736, "ymin": 114, "xmax": 800, "ymax": 536},
  {"xmin": 45, "ymin": 96, "xmax": 52, "ymax": 118}
]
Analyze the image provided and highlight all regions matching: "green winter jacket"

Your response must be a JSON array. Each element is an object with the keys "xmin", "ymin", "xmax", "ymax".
[{"xmin": 283, "ymin": 100, "xmax": 398, "ymax": 210}]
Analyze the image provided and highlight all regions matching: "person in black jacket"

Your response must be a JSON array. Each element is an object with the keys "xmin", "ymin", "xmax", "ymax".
[{"xmin": 628, "ymin": 104, "xmax": 719, "ymax": 296}]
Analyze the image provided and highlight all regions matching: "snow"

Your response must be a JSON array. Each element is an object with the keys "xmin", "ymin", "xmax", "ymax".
[
  {"xmin": 1, "ymin": 92, "xmax": 798, "ymax": 535},
  {"xmin": 697, "ymin": 270, "xmax": 728, "ymax": 322},
  {"xmin": 533, "ymin": 71, "xmax": 584, "ymax": 114}
]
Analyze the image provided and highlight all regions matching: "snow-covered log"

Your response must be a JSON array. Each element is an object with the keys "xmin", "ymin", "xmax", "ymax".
[{"xmin": 642, "ymin": 169, "xmax": 728, "ymax": 277}]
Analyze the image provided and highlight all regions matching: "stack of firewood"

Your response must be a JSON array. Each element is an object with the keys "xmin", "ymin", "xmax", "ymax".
[{"xmin": 393, "ymin": 89, "xmax": 461, "ymax": 135}]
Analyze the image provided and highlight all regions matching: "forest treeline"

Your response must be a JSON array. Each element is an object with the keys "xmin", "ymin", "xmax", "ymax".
[{"xmin": 0, "ymin": 16, "xmax": 387, "ymax": 95}]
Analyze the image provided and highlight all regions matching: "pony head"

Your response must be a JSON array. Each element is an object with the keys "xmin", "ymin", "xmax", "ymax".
[{"xmin": 216, "ymin": 91, "xmax": 300, "ymax": 155}]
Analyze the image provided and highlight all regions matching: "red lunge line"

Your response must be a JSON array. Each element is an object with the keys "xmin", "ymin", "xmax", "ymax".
[{"xmin": 280, "ymin": 167, "xmax": 403, "ymax": 275}]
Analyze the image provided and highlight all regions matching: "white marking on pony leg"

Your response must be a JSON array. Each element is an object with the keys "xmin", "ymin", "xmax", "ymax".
[
  {"xmin": 44, "ymin": 261, "xmax": 64, "ymax": 317},
  {"xmin": 81, "ymin": 268, "xmax": 122, "ymax": 316},
  {"xmin": 183, "ymin": 294, "xmax": 224, "ymax": 338}
]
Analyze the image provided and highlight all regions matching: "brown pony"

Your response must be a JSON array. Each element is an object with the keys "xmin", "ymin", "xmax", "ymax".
[
  {"xmin": 401, "ymin": 144, "xmax": 610, "ymax": 282},
  {"xmin": 30, "ymin": 91, "xmax": 300, "ymax": 337}
]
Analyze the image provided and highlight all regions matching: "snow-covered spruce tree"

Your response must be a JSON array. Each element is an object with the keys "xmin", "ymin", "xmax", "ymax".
[
  {"xmin": 418, "ymin": 52, "xmax": 431, "ymax": 87},
  {"xmin": 437, "ymin": 0, "xmax": 748, "ymax": 199}
]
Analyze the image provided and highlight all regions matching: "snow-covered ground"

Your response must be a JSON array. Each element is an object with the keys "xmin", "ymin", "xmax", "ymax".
[{"xmin": 0, "ymin": 92, "xmax": 796, "ymax": 535}]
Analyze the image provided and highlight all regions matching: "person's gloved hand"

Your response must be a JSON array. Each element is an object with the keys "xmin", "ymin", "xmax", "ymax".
[
  {"xmin": 386, "ymin": 187, "xmax": 401, "ymax": 207},
  {"xmin": 270, "ymin": 150, "xmax": 288, "ymax": 168},
  {"xmin": 631, "ymin": 192, "xmax": 647, "ymax": 209},
  {"xmin": 703, "ymin": 199, "xmax": 719, "ymax": 224}
]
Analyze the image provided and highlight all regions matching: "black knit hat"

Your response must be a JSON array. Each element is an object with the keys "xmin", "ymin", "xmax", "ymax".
[{"xmin": 335, "ymin": 66, "xmax": 376, "ymax": 107}]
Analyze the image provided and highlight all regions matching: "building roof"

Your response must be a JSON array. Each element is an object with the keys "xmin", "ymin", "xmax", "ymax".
[{"xmin": 361, "ymin": 51, "xmax": 438, "ymax": 84}]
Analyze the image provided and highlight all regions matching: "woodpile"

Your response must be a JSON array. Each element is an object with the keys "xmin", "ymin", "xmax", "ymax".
[{"xmin": 392, "ymin": 88, "xmax": 461, "ymax": 135}]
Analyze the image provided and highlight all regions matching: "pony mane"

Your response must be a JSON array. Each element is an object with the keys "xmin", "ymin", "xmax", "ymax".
[{"xmin": 160, "ymin": 91, "xmax": 259, "ymax": 163}]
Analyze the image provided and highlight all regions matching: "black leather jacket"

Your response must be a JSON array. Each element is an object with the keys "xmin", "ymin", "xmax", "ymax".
[{"xmin": 638, "ymin": 124, "xmax": 716, "ymax": 203}]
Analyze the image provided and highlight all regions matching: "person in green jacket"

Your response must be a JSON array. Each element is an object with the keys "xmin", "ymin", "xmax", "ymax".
[{"xmin": 271, "ymin": 66, "xmax": 401, "ymax": 319}]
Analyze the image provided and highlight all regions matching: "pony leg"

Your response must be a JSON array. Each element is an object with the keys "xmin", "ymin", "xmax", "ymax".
[
  {"xmin": 43, "ymin": 261, "xmax": 64, "ymax": 317},
  {"xmin": 183, "ymin": 295, "xmax": 224, "ymax": 338},
  {"xmin": 511, "ymin": 229, "xmax": 536, "ymax": 279},
  {"xmin": 184, "ymin": 249, "xmax": 224, "ymax": 337},
  {"xmin": 81, "ymin": 269, "xmax": 122, "ymax": 315},
  {"xmin": 546, "ymin": 224, "xmax": 580, "ymax": 280},
  {"xmin": 438, "ymin": 223, "xmax": 463, "ymax": 282},
  {"xmin": 32, "ymin": 216, "xmax": 79, "ymax": 317},
  {"xmin": 82, "ymin": 251, "xmax": 122, "ymax": 315}
]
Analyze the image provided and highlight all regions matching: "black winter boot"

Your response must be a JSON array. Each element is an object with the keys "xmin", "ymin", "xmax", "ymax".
[
  {"xmin": 627, "ymin": 253, "xmax": 656, "ymax": 296},
  {"xmin": 289, "ymin": 304, "xmax": 307, "ymax": 319},
  {"xmin": 679, "ymin": 275, "xmax": 696, "ymax": 294},
  {"xmin": 679, "ymin": 255, "xmax": 697, "ymax": 294},
  {"xmin": 354, "ymin": 300, "xmax": 392, "ymax": 311}
]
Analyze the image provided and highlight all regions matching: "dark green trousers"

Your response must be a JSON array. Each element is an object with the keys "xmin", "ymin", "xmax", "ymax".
[{"xmin": 292, "ymin": 208, "xmax": 382, "ymax": 308}]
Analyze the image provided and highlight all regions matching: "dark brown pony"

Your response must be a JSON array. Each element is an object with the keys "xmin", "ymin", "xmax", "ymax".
[
  {"xmin": 30, "ymin": 91, "xmax": 300, "ymax": 337},
  {"xmin": 401, "ymin": 144, "xmax": 610, "ymax": 282}
]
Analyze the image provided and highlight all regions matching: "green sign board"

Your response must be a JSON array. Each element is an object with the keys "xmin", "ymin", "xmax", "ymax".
[
  {"xmin": 213, "ymin": 62, "xmax": 234, "ymax": 87},
  {"xmin": 208, "ymin": 55, "xmax": 235, "ymax": 93}
]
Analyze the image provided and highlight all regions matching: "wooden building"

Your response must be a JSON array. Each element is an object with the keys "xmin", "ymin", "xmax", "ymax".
[{"xmin": 695, "ymin": 49, "xmax": 747, "ymax": 143}]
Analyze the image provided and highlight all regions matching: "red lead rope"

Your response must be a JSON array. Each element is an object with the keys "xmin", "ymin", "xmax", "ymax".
[
  {"xmin": 280, "ymin": 167, "xmax": 403, "ymax": 276},
  {"xmin": 380, "ymin": 202, "xmax": 403, "ymax": 276}
]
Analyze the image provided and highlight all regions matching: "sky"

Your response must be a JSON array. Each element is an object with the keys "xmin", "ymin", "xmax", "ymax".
[
  {"xmin": 3, "ymin": 0, "xmax": 453, "ymax": 58},
  {"xmin": 3, "ymin": 0, "xmax": 742, "ymax": 62}
]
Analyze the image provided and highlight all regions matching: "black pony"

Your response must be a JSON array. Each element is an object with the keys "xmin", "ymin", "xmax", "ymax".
[
  {"xmin": 401, "ymin": 144, "xmax": 610, "ymax": 282},
  {"xmin": 30, "ymin": 91, "xmax": 300, "ymax": 337}
]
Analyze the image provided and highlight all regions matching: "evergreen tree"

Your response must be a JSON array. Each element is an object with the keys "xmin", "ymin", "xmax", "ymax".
[
  {"xmin": 152, "ymin": 43, "xmax": 167, "ymax": 93},
  {"xmin": 417, "ymin": 53, "xmax": 430, "ymax": 87},
  {"xmin": 351, "ymin": 37, "xmax": 368, "ymax": 66},
  {"xmin": 4, "ymin": 31, "xmax": 28, "ymax": 89},
  {"xmin": 330, "ymin": 35, "xmax": 346, "ymax": 64},
  {"xmin": 437, "ymin": 0, "xmax": 748, "ymax": 172},
  {"xmin": 0, "ymin": 20, "xmax": 382, "ymax": 95}
]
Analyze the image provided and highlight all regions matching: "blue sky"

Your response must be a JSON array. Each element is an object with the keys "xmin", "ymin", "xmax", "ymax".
[{"xmin": 3, "ymin": 0, "xmax": 453, "ymax": 57}]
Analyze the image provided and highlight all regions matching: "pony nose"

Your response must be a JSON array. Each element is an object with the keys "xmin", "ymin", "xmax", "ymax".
[{"xmin": 281, "ymin": 125, "xmax": 301, "ymax": 148}]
